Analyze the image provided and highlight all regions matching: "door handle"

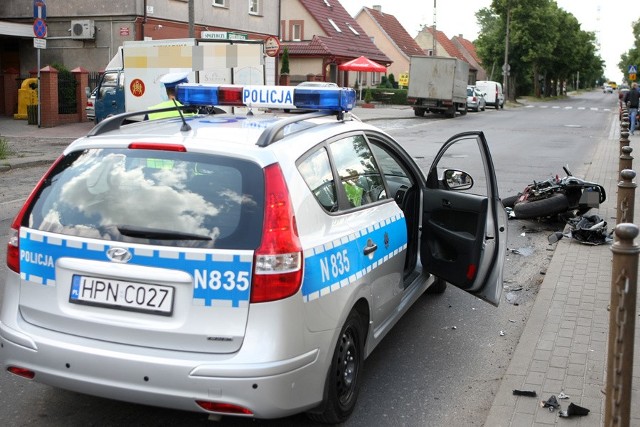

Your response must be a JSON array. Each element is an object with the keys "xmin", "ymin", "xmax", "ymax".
[
  {"xmin": 442, "ymin": 199, "xmax": 452, "ymax": 208},
  {"xmin": 363, "ymin": 239, "xmax": 378, "ymax": 256}
]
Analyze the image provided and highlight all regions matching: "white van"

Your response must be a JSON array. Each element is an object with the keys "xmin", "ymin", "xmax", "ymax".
[{"xmin": 475, "ymin": 80, "xmax": 504, "ymax": 109}]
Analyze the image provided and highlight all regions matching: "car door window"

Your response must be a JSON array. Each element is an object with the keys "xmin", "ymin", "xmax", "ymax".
[
  {"xmin": 430, "ymin": 136, "xmax": 488, "ymax": 197},
  {"xmin": 330, "ymin": 135, "xmax": 386, "ymax": 208},
  {"xmin": 298, "ymin": 146, "xmax": 338, "ymax": 212}
]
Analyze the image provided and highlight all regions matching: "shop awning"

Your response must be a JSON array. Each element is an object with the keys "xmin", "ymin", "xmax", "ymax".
[{"xmin": 0, "ymin": 21, "xmax": 34, "ymax": 38}]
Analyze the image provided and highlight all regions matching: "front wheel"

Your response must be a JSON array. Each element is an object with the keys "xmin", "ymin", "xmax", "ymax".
[
  {"xmin": 513, "ymin": 193, "xmax": 569, "ymax": 219},
  {"xmin": 307, "ymin": 310, "xmax": 365, "ymax": 424}
]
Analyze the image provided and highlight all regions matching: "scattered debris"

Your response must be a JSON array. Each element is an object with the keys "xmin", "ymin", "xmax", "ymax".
[
  {"xmin": 560, "ymin": 214, "xmax": 613, "ymax": 245},
  {"xmin": 541, "ymin": 395, "xmax": 560, "ymax": 412},
  {"xmin": 499, "ymin": 330, "xmax": 505, "ymax": 336},
  {"xmin": 559, "ymin": 402, "xmax": 590, "ymax": 418},
  {"xmin": 513, "ymin": 389, "xmax": 537, "ymax": 397},
  {"xmin": 451, "ymin": 326, "xmax": 457, "ymax": 330},
  {"xmin": 557, "ymin": 391, "xmax": 570, "ymax": 399}
]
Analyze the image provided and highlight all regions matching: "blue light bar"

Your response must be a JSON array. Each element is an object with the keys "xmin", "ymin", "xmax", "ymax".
[{"xmin": 175, "ymin": 84, "xmax": 356, "ymax": 112}]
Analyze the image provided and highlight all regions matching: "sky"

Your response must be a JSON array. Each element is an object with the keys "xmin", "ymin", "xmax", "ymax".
[{"xmin": 342, "ymin": 0, "xmax": 636, "ymax": 83}]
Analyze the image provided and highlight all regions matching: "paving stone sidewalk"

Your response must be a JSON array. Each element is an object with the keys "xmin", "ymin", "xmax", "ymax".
[{"xmin": 485, "ymin": 113, "xmax": 640, "ymax": 426}]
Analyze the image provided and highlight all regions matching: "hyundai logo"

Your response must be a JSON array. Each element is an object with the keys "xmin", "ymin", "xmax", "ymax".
[{"xmin": 106, "ymin": 247, "xmax": 132, "ymax": 263}]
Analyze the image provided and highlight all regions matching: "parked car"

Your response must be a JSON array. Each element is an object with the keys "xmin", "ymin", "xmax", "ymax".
[
  {"xmin": 603, "ymin": 84, "xmax": 613, "ymax": 94},
  {"xmin": 475, "ymin": 80, "xmax": 504, "ymax": 109},
  {"xmin": 85, "ymin": 87, "xmax": 97, "ymax": 121},
  {"xmin": 466, "ymin": 86, "xmax": 486, "ymax": 112},
  {"xmin": 1, "ymin": 83, "xmax": 506, "ymax": 424}
]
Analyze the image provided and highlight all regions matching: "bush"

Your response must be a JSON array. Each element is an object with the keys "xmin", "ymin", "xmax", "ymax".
[
  {"xmin": 364, "ymin": 88, "xmax": 373, "ymax": 103},
  {"xmin": 0, "ymin": 137, "xmax": 10, "ymax": 160}
]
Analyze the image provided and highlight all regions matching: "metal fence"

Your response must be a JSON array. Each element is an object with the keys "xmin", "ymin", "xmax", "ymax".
[{"xmin": 58, "ymin": 73, "xmax": 77, "ymax": 114}]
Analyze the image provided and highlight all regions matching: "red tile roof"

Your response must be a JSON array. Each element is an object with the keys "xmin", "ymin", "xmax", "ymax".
[
  {"xmin": 452, "ymin": 35, "xmax": 482, "ymax": 65},
  {"xmin": 426, "ymin": 26, "xmax": 467, "ymax": 61},
  {"xmin": 362, "ymin": 6, "xmax": 424, "ymax": 58},
  {"xmin": 282, "ymin": 0, "xmax": 391, "ymax": 64}
]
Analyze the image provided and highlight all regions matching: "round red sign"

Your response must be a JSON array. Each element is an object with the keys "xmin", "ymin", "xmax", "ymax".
[
  {"xmin": 130, "ymin": 79, "xmax": 145, "ymax": 97},
  {"xmin": 264, "ymin": 36, "xmax": 280, "ymax": 58}
]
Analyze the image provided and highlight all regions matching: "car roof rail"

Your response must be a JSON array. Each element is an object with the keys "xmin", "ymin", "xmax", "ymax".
[{"xmin": 87, "ymin": 105, "xmax": 200, "ymax": 137}]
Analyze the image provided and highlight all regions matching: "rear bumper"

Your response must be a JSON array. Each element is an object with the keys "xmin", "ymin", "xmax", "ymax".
[{"xmin": 0, "ymin": 320, "xmax": 327, "ymax": 419}]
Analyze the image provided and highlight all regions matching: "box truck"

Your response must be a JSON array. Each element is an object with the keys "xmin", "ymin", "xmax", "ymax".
[
  {"xmin": 407, "ymin": 56, "xmax": 469, "ymax": 118},
  {"xmin": 92, "ymin": 38, "xmax": 270, "ymax": 123}
]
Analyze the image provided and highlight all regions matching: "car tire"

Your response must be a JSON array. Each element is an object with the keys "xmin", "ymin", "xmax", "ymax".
[
  {"xmin": 307, "ymin": 310, "xmax": 365, "ymax": 424},
  {"xmin": 495, "ymin": 103, "xmax": 500, "ymax": 110},
  {"xmin": 513, "ymin": 193, "xmax": 569, "ymax": 219},
  {"xmin": 501, "ymin": 194, "xmax": 521, "ymax": 209},
  {"xmin": 426, "ymin": 277, "xmax": 447, "ymax": 294}
]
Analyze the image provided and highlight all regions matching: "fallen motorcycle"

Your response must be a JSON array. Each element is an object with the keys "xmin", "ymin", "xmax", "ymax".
[{"xmin": 502, "ymin": 166, "xmax": 606, "ymax": 219}]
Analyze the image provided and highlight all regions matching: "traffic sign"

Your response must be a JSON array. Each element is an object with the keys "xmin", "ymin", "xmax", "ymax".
[
  {"xmin": 33, "ymin": 0, "xmax": 46, "ymax": 19},
  {"xmin": 630, "ymin": 73, "xmax": 637, "ymax": 81},
  {"xmin": 33, "ymin": 18, "xmax": 46, "ymax": 38},
  {"xmin": 33, "ymin": 37, "xmax": 46, "ymax": 49},
  {"xmin": 629, "ymin": 65, "xmax": 638, "ymax": 74},
  {"xmin": 264, "ymin": 36, "xmax": 280, "ymax": 58}
]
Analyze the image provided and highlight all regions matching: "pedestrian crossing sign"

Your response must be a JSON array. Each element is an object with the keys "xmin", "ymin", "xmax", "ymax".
[{"xmin": 629, "ymin": 65, "xmax": 638, "ymax": 74}]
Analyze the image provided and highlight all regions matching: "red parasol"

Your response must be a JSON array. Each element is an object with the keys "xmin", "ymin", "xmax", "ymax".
[{"xmin": 338, "ymin": 56, "xmax": 386, "ymax": 72}]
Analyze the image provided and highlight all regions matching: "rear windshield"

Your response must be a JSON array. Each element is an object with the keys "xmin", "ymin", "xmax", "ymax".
[{"xmin": 24, "ymin": 148, "xmax": 264, "ymax": 250}]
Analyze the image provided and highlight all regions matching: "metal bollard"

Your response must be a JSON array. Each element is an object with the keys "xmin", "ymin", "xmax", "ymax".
[
  {"xmin": 605, "ymin": 223, "xmax": 639, "ymax": 427},
  {"xmin": 619, "ymin": 145, "xmax": 633, "ymax": 172},
  {"xmin": 616, "ymin": 169, "xmax": 636, "ymax": 225},
  {"xmin": 620, "ymin": 129, "xmax": 630, "ymax": 147}
]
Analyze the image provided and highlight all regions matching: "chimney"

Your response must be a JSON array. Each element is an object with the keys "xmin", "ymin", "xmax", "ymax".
[{"xmin": 373, "ymin": 5, "xmax": 382, "ymax": 12}]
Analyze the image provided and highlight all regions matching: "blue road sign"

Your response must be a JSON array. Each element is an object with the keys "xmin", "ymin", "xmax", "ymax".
[
  {"xmin": 33, "ymin": 18, "xmax": 46, "ymax": 38},
  {"xmin": 629, "ymin": 65, "xmax": 638, "ymax": 75},
  {"xmin": 33, "ymin": 1, "xmax": 47, "ymax": 20}
]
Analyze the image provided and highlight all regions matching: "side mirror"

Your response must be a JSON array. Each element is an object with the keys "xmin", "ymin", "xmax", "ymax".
[{"xmin": 443, "ymin": 169, "xmax": 473, "ymax": 191}]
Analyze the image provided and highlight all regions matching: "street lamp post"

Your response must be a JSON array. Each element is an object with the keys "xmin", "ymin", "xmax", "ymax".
[{"xmin": 503, "ymin": 3, "xmax": 510, "ymax": 102}]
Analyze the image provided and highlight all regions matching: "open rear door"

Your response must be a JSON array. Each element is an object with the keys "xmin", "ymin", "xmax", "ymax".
[{"xmin": 421, "ymin": 131, "xmax": 507, "ymax": 306}]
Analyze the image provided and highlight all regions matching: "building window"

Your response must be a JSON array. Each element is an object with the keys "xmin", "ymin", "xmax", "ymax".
[
  {"xmin": 328, "ymin": 18, "xmax": 341, "ymax": 33},
  {"xmin": 371, "ymin": 72, "xmax": 380, "ymax": 85},
  {"xmin": 289, "ymin": 21, "xmax": 303, "ymax": 41},
  {"xmin": 347, "ymin": 23, "xmax": 359, "ymax": 36},
  {"xmin": 212, "ymin": 0, "xmax": 225, "ymax": 6},
  {"xmin": 249, "ymin": 0, "xmax": 261, "ymax": 15}
]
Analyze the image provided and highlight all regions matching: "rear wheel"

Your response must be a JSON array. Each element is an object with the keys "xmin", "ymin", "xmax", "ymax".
[
  {"xmin": 414, "ymin": 108, "xmax": 425, "ymax": 117},
  {"xmin": 501, "ymin": 194, "xmax": 521, "ymax": 209},
  {"xmin": 307, "ymin": 310, "xmax": 364, "ymax": 424},
  {"xmin": 513, "ymin": 193, "xmax": 569, "ymax": 219}
]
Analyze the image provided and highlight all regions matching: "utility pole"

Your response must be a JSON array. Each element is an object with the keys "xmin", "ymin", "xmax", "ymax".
[
  {"xmin": 503, "ymin": 1, "xmax": 510, "ymax": 102},
  {"xmin": 188, "ymin": 0, "xmax": 195, "ymax": 37},
  {"xmin": 432, "ymin": 0, "xmax": 437, "ymax": 56}
]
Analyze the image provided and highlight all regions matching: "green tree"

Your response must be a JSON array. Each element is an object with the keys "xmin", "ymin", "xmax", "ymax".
[
  {"xmin": 280, "ymin": 47, "xmax": 290, "ymax": 75},
  {"xmin": 476, "ymin": 0, "xmax": 603, "ymax": 99},
  {"xmin": 619, "ymin": 19, "xmax": 640, "ymax": 84}
]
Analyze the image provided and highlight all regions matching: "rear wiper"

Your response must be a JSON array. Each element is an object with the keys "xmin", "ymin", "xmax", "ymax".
[{"xmin": 117, "ymin": 225, "xmax": 212, "ymax": 241}]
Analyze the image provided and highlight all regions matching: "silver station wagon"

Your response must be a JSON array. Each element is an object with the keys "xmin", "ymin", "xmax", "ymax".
[{"xmin": 1, "ymin": 84, "xmax": 506, "ymax": 424}]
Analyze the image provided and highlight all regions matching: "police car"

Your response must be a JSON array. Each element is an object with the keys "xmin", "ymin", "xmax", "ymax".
[{"xmin": 1, "ymin": 84, "xmax": 506, "ymax": 423}]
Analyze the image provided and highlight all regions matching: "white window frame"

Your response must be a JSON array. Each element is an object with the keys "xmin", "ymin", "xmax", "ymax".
[
  {"xmin": 292, "ymin": 23, "xmax": 302, "ymax": 41},
  {"xmin": 212, "ymin": 0, "xmax": 225, "ymax": 7},
  {"xmin": 347, "ymin": 23, "xmax": 359, "ymax": 36},
  {"xmin": 249, "ymin": 0, "xmax": 261, "ymax": 15},
  {"xmin": 328, "ymin": 18, "xmax": 341, "ymax": 33}
]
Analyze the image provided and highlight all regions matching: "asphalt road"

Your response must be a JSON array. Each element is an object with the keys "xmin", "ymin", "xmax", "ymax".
[{"xmin": 0, "ymin": 91, "xmax": 617, "ymax": 426}]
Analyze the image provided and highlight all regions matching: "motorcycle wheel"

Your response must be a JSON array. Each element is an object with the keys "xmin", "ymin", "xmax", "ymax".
[
  {"xmin": 513, "ymin": 193, "xmax": 570, "ymax": 219},
  {"xmin": 501, "ymin": 194, "xmax": 521, "ymax": 209}
]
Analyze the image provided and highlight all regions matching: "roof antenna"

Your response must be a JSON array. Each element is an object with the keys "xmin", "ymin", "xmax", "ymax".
[{"xmin": 172, "ymin": 98, "xmax": 191, "ymax": 132}]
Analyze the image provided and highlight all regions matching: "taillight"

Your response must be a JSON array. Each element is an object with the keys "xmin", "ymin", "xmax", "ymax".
[
  {"xmin": 196, "ymin": 400, "xmax": 253, "ymax": 415},
  {"xmin": 7, "ymin": 366, "xmax": 35, "ymax": 379},
  {"xmin": 251, "ymin": 163, "xmax": 303, "ymax": 303},
  {"xmin": 7, "ymin": 155, "xmax": 64, "ymax": 273}
]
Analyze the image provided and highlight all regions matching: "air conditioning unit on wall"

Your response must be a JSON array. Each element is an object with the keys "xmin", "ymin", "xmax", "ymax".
[{"xmin": 71, "ymin": 20, "xmax": 95, "ymax": 39}]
